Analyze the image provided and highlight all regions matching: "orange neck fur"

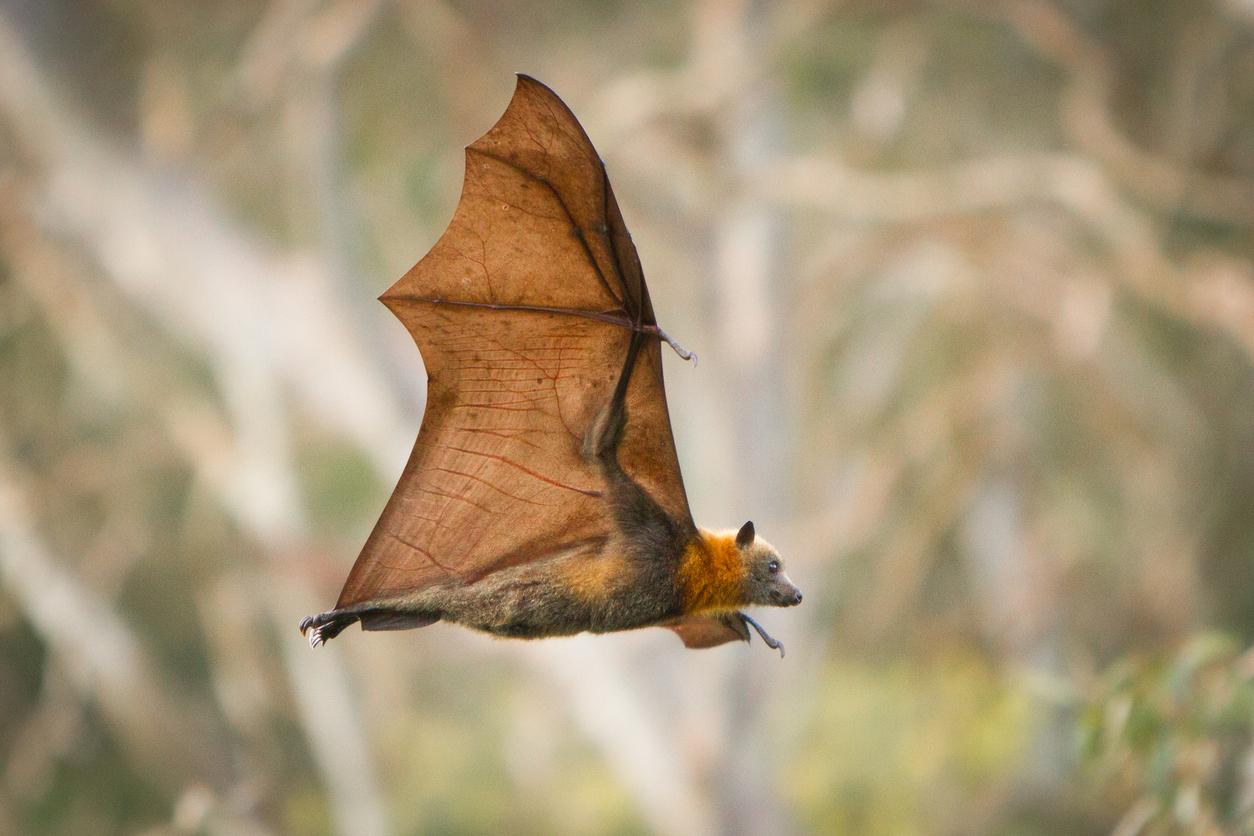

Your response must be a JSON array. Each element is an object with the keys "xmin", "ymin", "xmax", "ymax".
[{"xmin": 677, "ymin": 530, "xmax": 746, "ymax": 614}]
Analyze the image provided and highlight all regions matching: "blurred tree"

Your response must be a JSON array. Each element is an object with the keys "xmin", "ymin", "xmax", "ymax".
[{"xmin": 0, "ymin": 0, "xmax": 1252, "ymax": 833}]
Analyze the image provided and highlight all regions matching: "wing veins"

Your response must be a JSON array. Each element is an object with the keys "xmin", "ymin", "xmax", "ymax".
[
  {"xmin": 391, "ymin": 295, "xmax": 633, "ymax": 331},
  {"xmin": 466, "ymin": 147, "xmax": 626, "ymax": 308},
  {"xmin": 442, "ymin": 444, "xmax": 602, "ymax": 497},
  {"xmin": 388, "ymin": 533, "xmax": 462, "ymax": 580},
  {"xmin": 429, "ymin": 465, "xmax": 557, "ymax": 507},
  {"xmin": 601, "ymin": 167, "xmax": 644, "ymax": 327}
]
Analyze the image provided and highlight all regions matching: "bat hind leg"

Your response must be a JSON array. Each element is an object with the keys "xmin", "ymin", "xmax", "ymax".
[{"xmin": 299, "ymin": 604, "xmax": 441, "ymax": 647}]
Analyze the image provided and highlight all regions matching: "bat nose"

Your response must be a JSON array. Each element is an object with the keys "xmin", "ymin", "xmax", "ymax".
[{"xmin": 792, "ymin": 591, "xmax": 803, "ymax": 606}]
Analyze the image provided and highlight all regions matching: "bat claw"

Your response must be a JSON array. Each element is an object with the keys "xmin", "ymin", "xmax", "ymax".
[
  {"xmin": 656, "ymin": 327, "xmax": 697, "ymax": 366},
  {"xmin": 739, "ymin": 612, "xmax": 785, "ymax": 658},
  {"xmin": 299, "ymin": 613, "xmax": 330, "ymax": 648},
  {"xmin": 306, "ymin": 622, "xmax": 329, "ymax": 648}
]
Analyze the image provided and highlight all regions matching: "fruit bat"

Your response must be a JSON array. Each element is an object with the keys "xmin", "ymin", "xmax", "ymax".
[{"xmin": 300, "ymin": 76, "xmax": 801, "ymax": 655}]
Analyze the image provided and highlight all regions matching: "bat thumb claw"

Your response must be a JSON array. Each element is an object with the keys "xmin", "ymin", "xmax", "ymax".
[{"xmin": 656, "ymin": 328, "xmax": 697, "ymax": 366}]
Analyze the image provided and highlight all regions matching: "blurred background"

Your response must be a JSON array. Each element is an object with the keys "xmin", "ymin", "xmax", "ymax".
[{"xmin": 2, "ymin": 0, "xmax": 1254, "ymax": 833}]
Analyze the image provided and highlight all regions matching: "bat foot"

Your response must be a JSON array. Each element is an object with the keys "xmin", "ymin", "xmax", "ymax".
[
  {"xmin": 298, "ymin": 614, "xmax": 327, "ymax": 648},
  {"xmin": 739, "ymin": 612, "xmax": 785, "ymax": 658},
  {"xmin": 299, "ymin": 610, "xmax": 356, "ymax": 648}
]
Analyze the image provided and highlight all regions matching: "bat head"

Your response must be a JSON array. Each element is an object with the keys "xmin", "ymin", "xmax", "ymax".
[{"xmin": 734, "ymin": 521, "xmax": 802, "ymax": 608}]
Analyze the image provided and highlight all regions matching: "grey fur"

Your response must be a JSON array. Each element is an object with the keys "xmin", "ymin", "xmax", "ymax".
[{"xmin": 301, "ymin": 526, "xmax": 801, "ymax": 647}]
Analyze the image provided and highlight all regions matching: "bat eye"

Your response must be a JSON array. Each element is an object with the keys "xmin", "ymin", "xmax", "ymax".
[{"xmin": 767, "ymin": 560, "xmax": 780, "ymax": 574}]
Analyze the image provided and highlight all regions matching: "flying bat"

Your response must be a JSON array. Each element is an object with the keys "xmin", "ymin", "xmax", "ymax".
[{"xmin": 300, "ymin": 75, "xmax": 801, "ymax": 654}]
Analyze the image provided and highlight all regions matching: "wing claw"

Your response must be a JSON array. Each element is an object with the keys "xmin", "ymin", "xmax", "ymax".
[{"xmin": 653, "ymin": 326, "xmax": 697, "ymax": 366}]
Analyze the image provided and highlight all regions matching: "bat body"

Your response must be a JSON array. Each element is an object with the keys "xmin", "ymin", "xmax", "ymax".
[{"xmin": 301, "ymin": 76, "xmax": 801, "ymax": 653}]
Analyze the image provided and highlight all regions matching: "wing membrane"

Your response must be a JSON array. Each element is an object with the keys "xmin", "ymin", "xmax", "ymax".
[
  {"xmin": 337, "ymin": 76, "xmax": 691, "ymax": 608},
  {"xmin": 665, "ymin": 613, "xmax": 751, "ymax": 649},
  {"xmin": 338, "ymin": 308, "xmax": 622, "ymax": 606}
]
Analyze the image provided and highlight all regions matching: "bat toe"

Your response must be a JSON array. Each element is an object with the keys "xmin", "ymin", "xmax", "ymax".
[{"xmin": 299, "ymin": 608, "xmax": 359, "ymax": 647}]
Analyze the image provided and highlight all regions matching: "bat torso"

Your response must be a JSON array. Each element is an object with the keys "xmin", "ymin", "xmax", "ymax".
[
  {"xmin": 372, "ymin": 455, "xmax": 720, "ymax": 638},
  {"xmin": 371, "ymin": 525, "xmax": 745, "ymax": 640},
  {"xmin": 415, "ymin": 536, "xmax": 684, "ymax": 638}
]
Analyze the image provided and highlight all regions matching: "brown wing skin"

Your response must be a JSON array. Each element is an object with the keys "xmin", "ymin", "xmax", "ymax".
[
  {"xmin": 336, "ymin": 76, "xmax": 692, "ymax": 609},
  {"xmin": 665, "ymin": 613, "xmax": 751, "ymax": 649}
]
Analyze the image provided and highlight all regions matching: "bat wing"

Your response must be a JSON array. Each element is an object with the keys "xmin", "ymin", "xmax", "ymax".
[
  {"xmin": 336, "ymin": 76, "xmax": 693, "ymax": 610},
  {"xmin": 664, "ymin": 613, "xmax": 751, "ymax": 649}
]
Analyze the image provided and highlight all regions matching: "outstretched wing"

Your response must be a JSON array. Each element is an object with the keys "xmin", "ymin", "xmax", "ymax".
[{"xmin": 336, "ymin": 75, "xmax": 692, "ymax": 610}]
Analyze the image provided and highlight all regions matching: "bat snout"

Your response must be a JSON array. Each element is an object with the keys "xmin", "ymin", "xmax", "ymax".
[
  {"xmin": 768, "ymin": 574, "xmax": 803, "ymax": 607},
  {"xmin": 776, "ymin": 589, "xmax": 802, "ymax": 607}
]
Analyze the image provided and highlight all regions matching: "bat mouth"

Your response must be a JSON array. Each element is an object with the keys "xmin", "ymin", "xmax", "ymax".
[{"xmin": 770, "ymin": 588, "xmax": 803, "ymax": 607}]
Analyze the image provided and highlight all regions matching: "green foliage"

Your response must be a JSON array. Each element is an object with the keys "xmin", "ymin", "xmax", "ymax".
[
  {"xmin": 1081, "ymin": 633, "xmax": 1254, "ymax": 834},
  {"xmin": 785, "ymin": 651, "xmax": 1034, "ymax": 835}
]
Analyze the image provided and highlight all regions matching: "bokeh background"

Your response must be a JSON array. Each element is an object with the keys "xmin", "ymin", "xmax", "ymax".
[{"xmin": 2, "ymin": 0, "xmax": 1254, "ymax": 833}]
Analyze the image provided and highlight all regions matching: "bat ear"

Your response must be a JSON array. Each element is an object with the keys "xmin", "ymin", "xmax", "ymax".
[{"xmin": 735, "ymin": 520, "xmax": 755, "ymax": 549}]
